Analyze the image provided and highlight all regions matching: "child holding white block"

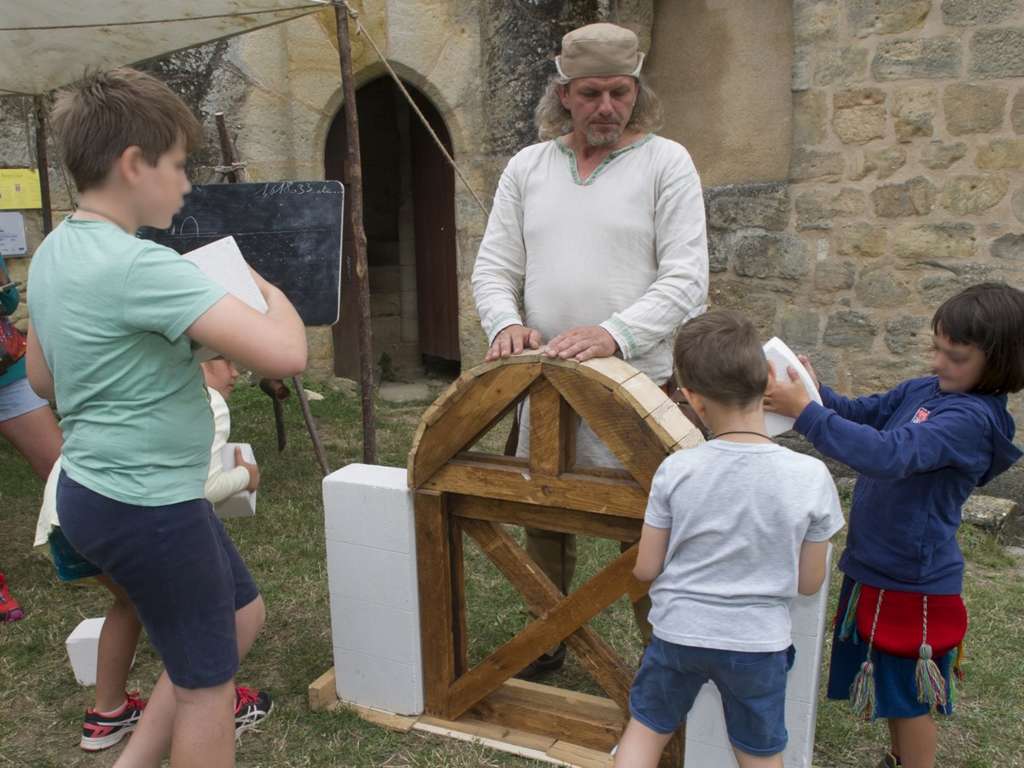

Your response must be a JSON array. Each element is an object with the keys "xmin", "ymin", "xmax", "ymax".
[{"xmin": 613, "ymin": 310, "xmax": 845, "ymax": 768}]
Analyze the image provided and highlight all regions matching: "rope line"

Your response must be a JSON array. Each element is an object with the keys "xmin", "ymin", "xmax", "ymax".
[{"xmin": 336, "ymin": 0, "xmax": 490, "ymax": 218}]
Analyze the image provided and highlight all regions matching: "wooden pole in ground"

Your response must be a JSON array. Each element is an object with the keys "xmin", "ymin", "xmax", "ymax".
[
  {"xmin": 33, "ymin": 96, "xmax": 53, "ymax": 235},
  {"xmin": 214, "ymin": 111, "xmax": 332, "ymax": 477},
  {"xmin": 334, "ymin": 1, "xmax": 378, "ymax": 464}
]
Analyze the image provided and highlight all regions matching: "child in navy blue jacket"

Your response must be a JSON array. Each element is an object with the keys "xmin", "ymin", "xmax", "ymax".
[{"xmin": 767, "ymin": 282, "xmax": 1024, "ymax": 768}]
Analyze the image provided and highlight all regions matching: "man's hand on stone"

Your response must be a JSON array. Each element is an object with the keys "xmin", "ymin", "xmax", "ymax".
[
  {"xmin": 544, "ymin": 325, "xmax": 619, "ymax": 362},
  {"xmin": 485, "ymin": 324, "xmax": 543, "ymax": 361}
]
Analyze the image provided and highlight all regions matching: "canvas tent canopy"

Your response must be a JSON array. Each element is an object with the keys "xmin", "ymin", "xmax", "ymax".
[{"xmin": 0, "ymin": 0, "xmax": 329, "ymax": 96}]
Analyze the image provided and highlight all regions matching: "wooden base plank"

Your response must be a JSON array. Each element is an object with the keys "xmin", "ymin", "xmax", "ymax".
[
  {"xmin": 470, "ymin": 678, "xmax": 625, "ymax": 753},
  {"xmin": 343, "ymin": 701, "xmax": 419, "ymax": 733},
  {"xmin": 308, "ymin": 667, "xmax": 337, "ymax": 712},
  {"xmin": 548, "ymin": 741, "xmax": 614, "ymax": 768}
]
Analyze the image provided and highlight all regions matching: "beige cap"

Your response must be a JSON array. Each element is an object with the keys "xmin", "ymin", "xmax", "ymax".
[{"xmin": 555, "ymin": 22, "xmax": 644, "ymax": 82}]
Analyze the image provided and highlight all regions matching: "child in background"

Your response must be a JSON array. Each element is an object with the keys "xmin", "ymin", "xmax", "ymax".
[
  {"xmin": 36, "ymin": 357, "xmax": 267, "ymax": 751},
  {"xmin": 766, "ymin": 282, "xmax": 1024, "ymax": 768},
  {"xmin": 201, "ymin": 357, "xmax": 260, "ymax": 506},
  {"xmin": 614, "ymin": 310, "xmax": 845, "ymax": 768},
  {"xmin": 26, "ymin": 68, "xmax": 306, "ymax": 767}
]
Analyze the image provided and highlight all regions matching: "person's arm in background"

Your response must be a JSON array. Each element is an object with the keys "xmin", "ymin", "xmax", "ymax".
[{"xmin": 25, "ymin": 323, "xmax": 54, "ymax": 401}]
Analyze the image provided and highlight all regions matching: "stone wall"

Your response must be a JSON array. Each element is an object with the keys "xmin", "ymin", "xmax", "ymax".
[{"xmin": 709, "ymin": 0, "xmax": 1024, "ymax": 424}]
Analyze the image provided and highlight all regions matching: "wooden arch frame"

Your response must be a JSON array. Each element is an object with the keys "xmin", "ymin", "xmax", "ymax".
[{"xmin": 408, "ymin": 353, "xmax": 703, "ymax": 764}]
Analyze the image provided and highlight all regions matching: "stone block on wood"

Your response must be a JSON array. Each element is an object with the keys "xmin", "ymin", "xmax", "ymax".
[{"xmin": 323, "ymin": 464, "xmax": 424, "ymax": 715}]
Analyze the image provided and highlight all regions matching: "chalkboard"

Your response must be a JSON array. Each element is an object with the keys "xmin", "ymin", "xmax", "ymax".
[{"xmin": 138, "ymin": 181, "xmax": 344, "ymax": 326}]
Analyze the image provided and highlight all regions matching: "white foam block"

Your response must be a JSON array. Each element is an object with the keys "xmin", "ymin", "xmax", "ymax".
[
  {"xmin": 182, "ymin": 237, "xmax": 267, "ymax": 362},
  {"xmin": 323, "ymin": 464, "xmax": 423, "ymax": 715},
  {"xmin": 685, "ymin": 547, "xmax": 833, "ymax": 768},
  {"xmin": 763, "ymin": 337, "xmax": 822, "ymax": 437},
  {"xmin": 66, "ymin": 617, "xmax": 105, "ymax": 686},
  {"xmin": 214, "ymin": 442, "xmax": 257, "ymax": 518}
]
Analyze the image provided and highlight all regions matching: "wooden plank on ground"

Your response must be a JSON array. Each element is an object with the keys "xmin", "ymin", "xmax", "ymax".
[
  {"xmin": 528, "ymin": 377, "xmax": 572, "ymax": 477},
  {"xmin": 424, "ymin": 459, "xmax": 647, "ymax": 518},
  {"xmin": 415, "ymin": 490, "xmax": 455, "ymax": 716},
  {"xmin": 308, "ymin": 667, "xmax": 337, "ymax": 712},
  {"xmin": 418, "ymin": 715, "xmax": 558, "ymax": 752},
  {"xmin": 342, "ymin": 701, "xmax": 419, "ymax": 732},
  {"xmin": 461, "ymin": 518, "xmax": 634, "ymax": 712},
  {"xmin": 544, "ymin": 366, "xmax": 668, "ymax": 490},
  {"xmin": 548, "ymin": 741, "xmax": 614, "ymax": 768},
  {"xmin": 471, "ymin": 678, "xmax": 625, "ymax": 753},
  {"xmin": 410, "ymin": 363, "xmax": 541, "ymax": 487},
  {"xmin": 445, "ymin": 543, "xmax": 642, "ymax": 719},
  {"xmin": 449, "ymin": 495, "xmax": 642, "ymax": 541}
]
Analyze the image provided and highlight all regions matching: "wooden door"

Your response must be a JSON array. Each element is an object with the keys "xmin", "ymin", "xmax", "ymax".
[{"xmin": 409, "ymin": 91, "xmax": 460, "ymax": 363}]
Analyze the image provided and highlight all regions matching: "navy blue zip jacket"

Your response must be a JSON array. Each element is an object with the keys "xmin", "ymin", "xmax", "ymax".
[{"xmin": 793, "ymin": 376, "xmax": 1021, "ymax": 594}]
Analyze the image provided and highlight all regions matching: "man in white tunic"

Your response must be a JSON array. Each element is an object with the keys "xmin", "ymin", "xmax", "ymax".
[{"xmin": 472, "ymin": 22, "xmax": 709, "ymax": 675}]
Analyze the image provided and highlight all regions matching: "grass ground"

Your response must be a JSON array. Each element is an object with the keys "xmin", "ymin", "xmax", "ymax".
[{"xmin": 1, "ymin": 382, "xmax": 1022, "ymax": 767}]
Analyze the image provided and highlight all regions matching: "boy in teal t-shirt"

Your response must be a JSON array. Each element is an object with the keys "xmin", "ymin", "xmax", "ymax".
[{"xmin": 26, "ymin": 69, "xmax": 307, "ymax": 767}]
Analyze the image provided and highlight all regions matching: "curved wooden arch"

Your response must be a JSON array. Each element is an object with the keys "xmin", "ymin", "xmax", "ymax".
[{"xmin": 407, "ymin": 354, "xmax": 702, "ymax": 764}]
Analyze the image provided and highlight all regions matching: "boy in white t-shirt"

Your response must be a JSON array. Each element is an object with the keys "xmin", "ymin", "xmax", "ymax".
[{"xmin": 613, "ymin": 310, "xmax": 845, "ymax": 768}]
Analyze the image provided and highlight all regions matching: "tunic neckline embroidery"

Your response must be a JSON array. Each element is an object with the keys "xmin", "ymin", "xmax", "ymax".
[{"xmin": 555, "ymin": 133, "xmax": 654, "ymax": 186}]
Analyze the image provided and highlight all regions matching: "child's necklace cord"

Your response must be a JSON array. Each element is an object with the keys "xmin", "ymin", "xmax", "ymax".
[{"xmin": 712, "ymin": 430, "xmax": 775, "ymax": 442}]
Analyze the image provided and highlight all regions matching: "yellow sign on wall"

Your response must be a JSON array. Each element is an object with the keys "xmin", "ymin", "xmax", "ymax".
[{"xmin": 0, "ymin": 169, "xmax": 42, "ymax": 210}]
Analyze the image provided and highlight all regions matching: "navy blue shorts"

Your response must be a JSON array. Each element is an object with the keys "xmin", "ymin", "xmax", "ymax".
[
  {"xmin": 629, "ymin": 636, "xmax": 795, "ymax": 757},
  {"xmin": 56, "ymin": 471, "xmax": 259, "ymax": 689},
  {"xmin": 827, "ymin": 576, "xmax": 955, "ymax": 719}
]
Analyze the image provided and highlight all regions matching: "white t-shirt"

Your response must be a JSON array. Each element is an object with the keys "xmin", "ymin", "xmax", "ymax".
[{"xmin": 645, "ymin": 440, "xmax": 845, "ymax": 653}]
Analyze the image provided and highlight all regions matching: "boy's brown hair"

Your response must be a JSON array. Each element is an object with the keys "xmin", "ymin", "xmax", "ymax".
[
  {"xmin": 51, "ymin": 68, "xmax": 203, "ymax": 193},
  {"xmin": 932, "ymin": 282, "xmax": 1024, "ymax": 395},
  {"xmin": 673, "ymin": 310, "xmax": 768, "ymax": 406}
]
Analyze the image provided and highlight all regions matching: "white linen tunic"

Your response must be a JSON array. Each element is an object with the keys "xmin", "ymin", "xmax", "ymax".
[{"xmin": 472, "ymin": 134, "xmax": 709, "ymax": 466}]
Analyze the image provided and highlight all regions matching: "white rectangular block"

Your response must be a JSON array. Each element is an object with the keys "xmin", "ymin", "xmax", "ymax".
[
  {"xmin": 334, "ymin": 647, "xmax": 423, "ymax": 715},
  {"xmin": 685, "ymin": 547, "xmax": 834, "ymax": 768},
  {"xmin": 329, "ymin": 593, "xmax": 420, "ymax": 664},
  {"xmin": 323, "ymin": 465, "xmax": 424, "ymax": 716},
  {"xmin": 66, "ymin": 617, "xmax": 105, "ymax": 686},
  {"xmin": 323, "ymin": 464, "xmax": 415, "ymax": 553},
  {"xmin": 214, "ymin": 443, "xmax": 257, "ymax": 519},
  {"xmin": 326, "ymin": 539, "xmax": 417, "ymax": 611}
]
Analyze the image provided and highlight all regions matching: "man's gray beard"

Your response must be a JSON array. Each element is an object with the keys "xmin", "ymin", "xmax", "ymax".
[{"xmin": 585, "ymin": 125, "xmax": 623, "ymax": 147}]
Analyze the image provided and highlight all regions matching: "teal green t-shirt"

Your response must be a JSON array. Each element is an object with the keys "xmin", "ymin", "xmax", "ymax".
[{"xmin": 27, "ymin": 218, "xmax": 226, "ymax": 505}]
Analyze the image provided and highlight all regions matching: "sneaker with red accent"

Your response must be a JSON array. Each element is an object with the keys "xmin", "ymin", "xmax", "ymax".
[
  {"xmin": 0, "ymin": 572, "xmax": 24, "ymax": 623},
  {"xmin": 80, "ymin": 691, "xmax": 146, "ymax": 751},
  {"xmin": 234, "ymin": 686, "xmax": 273, "ymax": 737}
]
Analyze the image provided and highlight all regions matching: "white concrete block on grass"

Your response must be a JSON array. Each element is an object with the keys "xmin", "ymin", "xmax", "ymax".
[
  {"xmin": 323, "ymin": 464, "xmax": 423, "ymax": 715},
  {"xmin": 66, "ymin": 617, "xmax": 105, "ymax": 686},
  {"xmin": 684, "ymin": 547, "xmax": 834, "ymax": 768}
]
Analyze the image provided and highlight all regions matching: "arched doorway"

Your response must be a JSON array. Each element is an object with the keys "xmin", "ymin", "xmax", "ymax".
[{"xmin": 325, "ymin": 77, "xmax": 460, "ymax": 381}]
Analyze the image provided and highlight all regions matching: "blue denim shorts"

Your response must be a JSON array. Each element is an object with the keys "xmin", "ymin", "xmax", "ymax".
[
  {"xmin": 48, "ymin": 527, "xmax": 102, "ymax": 582},
  {"xmin": 56, "ymin": 471, "xmax": 259, "ymax": 689},
  {"xmin": 629, "ymin": 636, "xmax": 795, "ymax": 757},
  {"xmin": 0, "ymin": 376, "xmax": 48, "ymax": 422},
  {"xmin": 827, "ymin": 576, "xmax": 955, "ymax": 719}
]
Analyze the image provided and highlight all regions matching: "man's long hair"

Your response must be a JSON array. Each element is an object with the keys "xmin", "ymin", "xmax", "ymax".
[{"xmin": 533, "ymin": 75, "xmax": 664, "ymax": 141}]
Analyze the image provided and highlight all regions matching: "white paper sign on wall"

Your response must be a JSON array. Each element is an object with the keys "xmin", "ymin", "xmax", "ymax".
[{"xmin": 0, "ymin": 212, "xmax": 27, "ymax": 256}]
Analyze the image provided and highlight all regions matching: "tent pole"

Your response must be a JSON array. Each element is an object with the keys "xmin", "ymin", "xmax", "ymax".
[
  {"xmin": 33, "ymin": 96, "xmax": 53, "ymax": 235},
  {"xmin": 333, "ymin": 1, "xmax": 378, "ymax": 465}
]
